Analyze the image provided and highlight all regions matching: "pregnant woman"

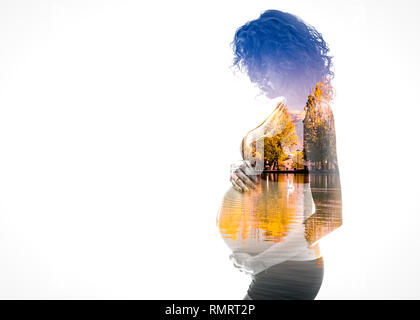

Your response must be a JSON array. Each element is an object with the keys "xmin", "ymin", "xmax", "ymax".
[{"xmin": 217, "ymin": 10, "xmax": 342, "ymax": 300}]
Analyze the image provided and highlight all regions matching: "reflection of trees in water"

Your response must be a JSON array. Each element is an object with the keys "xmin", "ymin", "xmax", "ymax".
[
  {"xmin": 217, "ymin": 174, "xmax": 300, "ymax": 251},
  {"xmin": 262, "ymin": 172, "xmax": 307, "ymax": 183},
  {"xmin": 254, "ymin": 176, "xmax": 295, "ymax": 242},
  {"xmin": 305, "ymin": 173, "xmax": 342, "ymax": 246},
  {"xmin": 217, "ymin": 172, "xmax": 342, "ymax": 251},
  {"xmin": 258, "ymin": 173, "xmax": 342, "ymax": 247}
]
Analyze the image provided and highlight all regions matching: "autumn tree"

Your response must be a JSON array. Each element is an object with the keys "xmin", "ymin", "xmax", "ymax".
[
  {"xmin": 263, "ymin": 105, "xmax": 298, "ymax": 170},
  {"xmin": 303, "ymin": 83, "xmax": 337, "ymax": 171},
  {"xmin": 292, "ymin": 151, "xmax": 304, "ymax": 170}
]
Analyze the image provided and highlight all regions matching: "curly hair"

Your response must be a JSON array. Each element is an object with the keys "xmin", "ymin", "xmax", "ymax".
[{"xmin": 232, "ymin": 10, "xmax": 334, "ymax": 104}]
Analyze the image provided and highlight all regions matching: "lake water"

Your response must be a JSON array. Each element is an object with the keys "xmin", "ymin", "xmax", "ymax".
[
  {"xmin": 217, "ymin": 173, "xmax": 341, "ymax": 253},
  {"xmin": 216, "ymin": 172, "xmax": 342, "ymax": 299}
]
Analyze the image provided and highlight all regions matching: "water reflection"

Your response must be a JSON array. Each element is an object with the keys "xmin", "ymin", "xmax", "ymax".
[{"xmin": 217, "ymin": 172, "xmax": 342, "ymax": 299}]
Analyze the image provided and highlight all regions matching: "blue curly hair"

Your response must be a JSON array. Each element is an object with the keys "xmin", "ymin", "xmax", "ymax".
[{"xmin": 232, "ymin": 10, "xmax": 334, "ymax": 105}]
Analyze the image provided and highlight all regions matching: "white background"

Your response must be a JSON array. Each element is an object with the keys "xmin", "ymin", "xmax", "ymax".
[{"xmin": 0, "ymin": 0, "xmax": 419, "ymax": 299}]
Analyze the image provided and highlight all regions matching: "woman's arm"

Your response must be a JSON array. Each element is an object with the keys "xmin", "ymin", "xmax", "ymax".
[
  {"xmin": 304, "ymin": 107, "xmax": 342, "ymax": 246},
  {"xmin": 231, "ymin": 222, "xmax": 308, "ymax": 275},
  {"xmin": 305, "ymin": 172, "xmax": 342, "ymax": 246}
]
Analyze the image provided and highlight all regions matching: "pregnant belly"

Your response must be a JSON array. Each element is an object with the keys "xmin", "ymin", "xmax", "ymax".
[{"xmin": 217, "ymin": 177, "xmax": 301, "ymax": 255}]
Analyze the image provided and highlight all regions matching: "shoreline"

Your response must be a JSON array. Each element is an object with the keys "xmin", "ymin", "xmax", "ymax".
[{"xmin": 263, "ymin": 169, "xmax": 338, "ymax": 174}]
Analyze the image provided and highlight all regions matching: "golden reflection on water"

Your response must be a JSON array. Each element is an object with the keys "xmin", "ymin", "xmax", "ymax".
[
  {"xmin": 217, "ymin": 173, "xmax": 342, "ymax": 256},
  {"xmin": 304, "ymin": 173, "xmax": 342, "ymax": 246},
  {"xmin": 217, "ymin": 173, "xmax": 310, "ymax": 255}
]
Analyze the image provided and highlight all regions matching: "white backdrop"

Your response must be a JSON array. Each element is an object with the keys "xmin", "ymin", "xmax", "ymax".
[{"xmin": 0, "ymin": 0, "xmax": 419, "ymax": 299}]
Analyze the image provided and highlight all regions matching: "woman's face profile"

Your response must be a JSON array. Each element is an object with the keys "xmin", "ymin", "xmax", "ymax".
[{"xmin": 252, "ymin": 65, "xmax": 312, "ymax": 109}]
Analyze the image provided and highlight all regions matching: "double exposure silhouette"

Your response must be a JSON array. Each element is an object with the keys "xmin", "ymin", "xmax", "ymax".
[{"xmin": 217, "ymin": 10, "xmax": 342, "ymax": 300}]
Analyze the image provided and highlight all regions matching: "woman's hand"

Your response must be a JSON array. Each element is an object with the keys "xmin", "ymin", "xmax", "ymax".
[
  {"xmin": 230, "ymin": 252, "xmax": 251, "ymax": 269},
  {"xmin": 230, "ymin": 253, "xmax": 266, "ymax": 276},
  {"xmin": 230, "ymin": 160, "xmax": 260, "ymax": 192}
]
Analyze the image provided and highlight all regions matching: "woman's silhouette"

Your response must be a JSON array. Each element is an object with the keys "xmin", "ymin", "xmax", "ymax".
[{"xmin": 217, "ymin": 10, "xmax": 342, "ymax": 300}]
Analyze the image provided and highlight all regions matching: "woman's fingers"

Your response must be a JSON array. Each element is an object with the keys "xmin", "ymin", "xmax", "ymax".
[
  {"xmin": 231, "ymin": 173, "xmax": 249, "ymax": 192},
  {"xmin": 235, "ymin": 178, "xmax": 249, "ymax": 192},
  {"xmin": 230, "ymin": 160, "xmax": 261, "ymax": 192},
  {"xmin": 229, "ymin": 254, "xmax": 242, "ymax": 269},
  {"xmin": 247, "ymin": 174, "xmax": 260, "ymax": 184},
  {"xmin": 230, "ymin": 253, "xmax": 252, "ymax": 269},
  {"xmin": 240, "ymin": 161, "xmax": 260, "ymax": 184},
  {"xmin": 230, "ymin": 177, "xmax": 243, "ymax": 192},
  {"xmin": 233, "ymin": 252, "xmax": 252, "ymax": 264},
  {"xmin": 236, "ymin": 169, "xmax": 256, "ymax": 189}
]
